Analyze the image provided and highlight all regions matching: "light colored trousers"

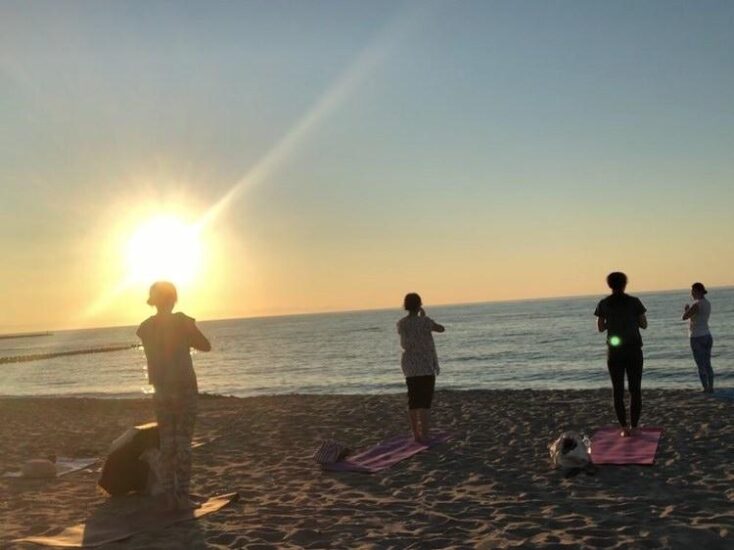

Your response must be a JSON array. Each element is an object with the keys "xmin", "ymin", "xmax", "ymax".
[{"xmin": 153, "ymin": 389, "xmax": 198, "ymax": 497}]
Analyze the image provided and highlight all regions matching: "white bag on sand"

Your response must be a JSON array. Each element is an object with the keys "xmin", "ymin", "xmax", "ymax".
[{"xmin": 549, "ymin": 431, "xmax": 591, "ymax": 469}]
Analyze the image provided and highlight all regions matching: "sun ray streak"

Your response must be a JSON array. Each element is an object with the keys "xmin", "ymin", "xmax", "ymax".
[{"xmin": 196, "ymin": 1, "xmax": 439, "ymax": 231}]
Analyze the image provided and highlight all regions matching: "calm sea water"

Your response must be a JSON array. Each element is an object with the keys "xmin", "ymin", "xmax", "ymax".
[{"xmin": 1, "ymin": 289, "xmax": 732, "ymax": 398}]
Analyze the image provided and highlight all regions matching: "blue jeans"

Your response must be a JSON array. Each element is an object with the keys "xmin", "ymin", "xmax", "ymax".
[{"xmin": 690, "ymin": 335, "xmax": 714, "ymax": 391}]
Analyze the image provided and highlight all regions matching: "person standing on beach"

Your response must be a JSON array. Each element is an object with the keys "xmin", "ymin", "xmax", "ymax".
[
  {"xmin": 682, "ymin": 282, "xmax": 714, "ymax": 393},
  {"xmin": 137, "ymin": 281, "xmax": 211, "ymax": 510},
  {"xmin": 594, "ymin": 272, "xmax": 648, "ymax": 437},
  {"xmin": 397, "ymin": 293, "xmax": 445, "ymax": 443}
]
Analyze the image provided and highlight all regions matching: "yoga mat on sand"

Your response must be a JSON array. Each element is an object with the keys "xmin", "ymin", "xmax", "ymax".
[
  {"xmin": 590, "ymin": 427, "xmax": 663, "ymax": 465},
  {"xmin": 3, "ymin": 458, "xmax": 98, "ymax": 479},
  {"xmin": 325, "ymin": 433, "xmax": 449, "ymax": 473},
  {"xmin": 13, "ymin": 492, "xmax": 238, "ymax": 547}
]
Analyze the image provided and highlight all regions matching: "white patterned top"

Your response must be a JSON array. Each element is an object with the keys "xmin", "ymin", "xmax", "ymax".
[
  {"xmin": 689, "ymin": 297, "xmax": 711, "ymax": 338},
  {"xmin": 397, "ymin": 315, "xmax": 440, "ymax": 377}
]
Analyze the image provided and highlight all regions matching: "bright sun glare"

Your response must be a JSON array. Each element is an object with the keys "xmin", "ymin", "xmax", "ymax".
[{"xmin": 126, "ymin": 215, "xmax": 202, "ymax": 287}]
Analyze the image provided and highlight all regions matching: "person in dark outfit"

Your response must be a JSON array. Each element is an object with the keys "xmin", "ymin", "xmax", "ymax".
[{"xmin": 594, "ymin": 272, "xmax": 648, "ymax": 437}]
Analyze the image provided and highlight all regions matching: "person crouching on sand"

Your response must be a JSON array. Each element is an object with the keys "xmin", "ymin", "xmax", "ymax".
[
  {"xmin": 594, "ymin": 272, "xmax": 648, "ymax": 437},
  {"xmin": 682, "ymin": 282, "xmax": 714, "ymax": 393},
  {"xmin": 397, "ymin": 293, "xmax": 445, "ymax": 443},
  {"xmin": 136, "ymin": 281, "xmax": 211, "ymax": 510}
]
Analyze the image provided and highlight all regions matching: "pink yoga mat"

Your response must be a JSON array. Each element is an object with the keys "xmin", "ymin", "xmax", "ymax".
[
  {"xmin": 324, "ymin": 433, "xmax": 449, "ymax": 473},
  {"xmin": 590, "ymin": 426, "xmax": 663, "ymax": 465}
]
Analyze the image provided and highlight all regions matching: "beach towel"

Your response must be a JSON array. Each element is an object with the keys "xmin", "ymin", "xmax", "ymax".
[
  {"xmin": 12, "ymin": 492, "xmax": 238, "ymax": 547},
  {"xmin": 590, "ymin": 427, "xmax": 663, "ymax": 465},
  {"xmin": 324, "ymin": 433, "xmax": 449, "ymax": 473},
  {"xmin": 2, "ymin": 457, "xmax": 98, "ymax": 479}
]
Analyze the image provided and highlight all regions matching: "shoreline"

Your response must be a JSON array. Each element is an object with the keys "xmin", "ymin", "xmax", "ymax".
[
  {"xmin": 2, "ymin": 389, "xmax": 732, "ymax": 548},
  {"xmin": 1, "ymin": 385, "xmax": 731, "ymax": 401}
]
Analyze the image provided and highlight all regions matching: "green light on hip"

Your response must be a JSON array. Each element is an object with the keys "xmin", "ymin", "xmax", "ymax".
[{"xmin": 609, "ymin": 336, "xmax": 622, "ymax": 347}]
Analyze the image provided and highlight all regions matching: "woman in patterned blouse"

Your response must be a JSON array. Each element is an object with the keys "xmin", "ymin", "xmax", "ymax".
[{"xmin": 397, "ymin": 293, "xmax": 445, "ymax": 443}]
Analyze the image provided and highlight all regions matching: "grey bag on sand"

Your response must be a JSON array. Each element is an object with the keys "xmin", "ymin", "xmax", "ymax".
[{"xmin": 313, "ymin": 440, "xmax": 350, "ymax": 465}]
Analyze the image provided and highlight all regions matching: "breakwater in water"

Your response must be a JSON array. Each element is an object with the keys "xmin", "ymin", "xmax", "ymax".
[{"xmin": 0, "ymin": 344, "xmax": 138, "ymax": 365}]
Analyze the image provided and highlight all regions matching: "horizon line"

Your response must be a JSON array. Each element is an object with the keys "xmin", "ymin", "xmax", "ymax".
[{"xmin": 4, "ymin": 283, "xmax": 732, "ymax": 336}]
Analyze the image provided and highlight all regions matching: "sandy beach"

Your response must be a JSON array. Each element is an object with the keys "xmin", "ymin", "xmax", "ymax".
[{"xmin": 1, "ymin": 389, "xmax": 732, "ymax": 549}]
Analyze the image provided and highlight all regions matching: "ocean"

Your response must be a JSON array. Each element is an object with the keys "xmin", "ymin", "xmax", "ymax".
[{"xmin": 1, "ymin": 288, "xmax": 732, "ymax": 398}]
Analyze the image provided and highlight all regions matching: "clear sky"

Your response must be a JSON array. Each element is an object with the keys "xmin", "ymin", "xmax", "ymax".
[{"xmin": 1, "ymin": 1, "xmax": 733, "ymax": 331}]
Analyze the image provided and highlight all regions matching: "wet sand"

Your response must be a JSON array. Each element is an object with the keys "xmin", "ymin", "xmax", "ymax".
[{"xmin": 1, "ymin": 389, "xmax": 732, "ymax": 549}]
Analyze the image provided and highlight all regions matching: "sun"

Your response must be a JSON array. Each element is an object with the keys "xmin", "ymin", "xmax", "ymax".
[{"xmin": 125, "ymin": 215, "xmax": 202, "ymax": 287}]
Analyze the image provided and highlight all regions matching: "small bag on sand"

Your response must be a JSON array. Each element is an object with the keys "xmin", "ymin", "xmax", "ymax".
[
  {"xmin": 549, "ymin": 431, "xmax": 591, "ymax": 469},
  {"xmin": 313, "ymin": 440, "xmax": 349, "ymax": 465}
]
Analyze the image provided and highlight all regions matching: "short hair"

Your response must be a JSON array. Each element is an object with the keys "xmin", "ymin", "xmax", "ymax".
[
  {"xmin": 606, "ymin": 272, "xmax": 627, "ymax": 292},
  {"xmin": 147, "ymin": 281, "xmax": 178, "ymax": 307},
  {"xmin": 403, "ymin": 292, "xmax": 422, "ymax": 312}
]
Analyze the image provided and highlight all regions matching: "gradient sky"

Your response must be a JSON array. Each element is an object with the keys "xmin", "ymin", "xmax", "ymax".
[{"xmin": 2, "ymin": 1, "xmax": 733, "ymax": 331}]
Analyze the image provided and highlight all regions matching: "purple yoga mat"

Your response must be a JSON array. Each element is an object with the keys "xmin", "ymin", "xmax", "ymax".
[
  {"xmin": 590, "ymin": 426, "xmax": 663, "ymax": 465},
  {"xmin": 324, "ymin": 433, "xmax": 449, "ymax": 473}
]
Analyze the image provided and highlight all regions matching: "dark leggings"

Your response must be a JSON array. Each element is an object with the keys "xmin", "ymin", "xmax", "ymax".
[{"xmin": 607, "ymin": 347, "xmax": 643, "ymax": 428}]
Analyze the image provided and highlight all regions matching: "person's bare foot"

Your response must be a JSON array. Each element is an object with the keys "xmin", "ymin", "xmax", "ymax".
[{"xmin": 620, "ymin": 426, "xmax": 631, "ymax": 437}]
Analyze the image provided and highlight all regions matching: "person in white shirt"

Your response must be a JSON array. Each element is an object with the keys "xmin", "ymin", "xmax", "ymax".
[
  {"xmin": 397, "ymin": 293, "xmax": 445, "ymax": 443},
  {"xmin": 682, "ymin": 282, "xmax": 714, "ymax": 393}
]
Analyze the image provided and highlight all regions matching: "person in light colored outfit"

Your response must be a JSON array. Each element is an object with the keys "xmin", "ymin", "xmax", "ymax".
[
  {"xmin": 397, "ymin": 293, "xmax": 445, "ymax": 443},
  {"xmin": 682, "ymin": 282, "xmax": 714, "ymax": 393}
]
